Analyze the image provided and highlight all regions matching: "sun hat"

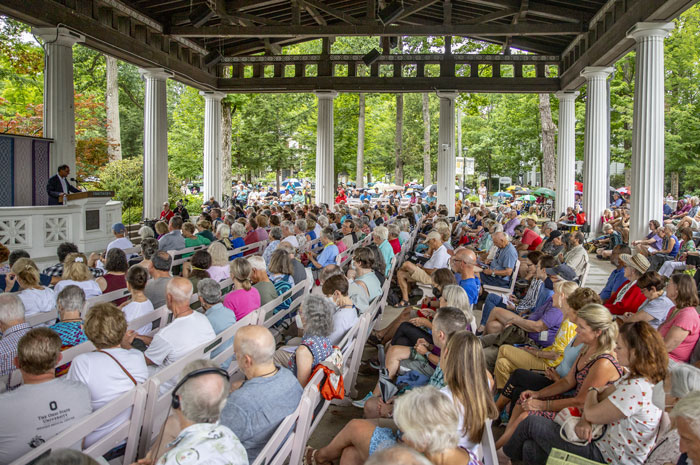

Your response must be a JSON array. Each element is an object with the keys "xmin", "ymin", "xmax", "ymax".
[{"xmin": 619, "ymin": 253, "xmax": 650, "ymax": 274}]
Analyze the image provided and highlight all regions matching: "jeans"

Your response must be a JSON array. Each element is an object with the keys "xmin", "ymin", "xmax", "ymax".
[
  {"xmin": 481, "ymin": 293, "xmax": 506, "ymax": 326},
  {"xmin": 480, "ymin": 272, "xmax": 511, "ymax": 288},
  {"xmin": 392, "ymin": 321, "xmax": 432, "ymax": 347},
  {"xmin": 504, "ymin": 415, "xmax": 606, "ymax": 465}
]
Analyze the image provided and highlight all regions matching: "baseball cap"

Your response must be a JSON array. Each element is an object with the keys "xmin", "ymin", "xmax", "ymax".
[
  {"xmin": 545, "ymin": 264, "xmax": 577, "ymax": 281},
  {"xmin": 112, "ymin": 223, "xmax": 126, "ymax": 234},
  {"xmin": 549, "ymin": 230, "xmax": 563, "ymax": 240}
]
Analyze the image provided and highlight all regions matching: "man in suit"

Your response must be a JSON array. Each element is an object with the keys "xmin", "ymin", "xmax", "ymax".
[{"xmin": 47, "ymin": 164, "xmax": 80, "ymax": 205}]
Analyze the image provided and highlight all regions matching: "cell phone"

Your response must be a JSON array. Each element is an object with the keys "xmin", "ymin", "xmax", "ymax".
[
  {"xmin": 131, "ymin": 338, "xmax": 148, "ymax": 352},
  {"xmin": 513, "ymin": 343, "xmax": 527, "ymax": 348}
]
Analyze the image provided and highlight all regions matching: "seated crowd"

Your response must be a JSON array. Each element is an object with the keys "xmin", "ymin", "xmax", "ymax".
[{"xmin": 0, "ymin": 194, "xmax": 699, "ymax": 465}]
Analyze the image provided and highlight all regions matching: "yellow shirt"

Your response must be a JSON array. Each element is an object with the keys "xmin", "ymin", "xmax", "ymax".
[{"xmin": 542, "ymin": 319, "xmax": 577, "ymax": 367}]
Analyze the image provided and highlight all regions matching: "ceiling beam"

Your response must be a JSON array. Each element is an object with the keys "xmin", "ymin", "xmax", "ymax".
[
  {"xmin": 464, "ymin": 0, "xmax": 591, "ymax": 23},
  {"xmin": 393, "ymin": 0, "xmax": 441, "ymax": 23},
  {"xmin": 464, "ymin": 8, "xmax": 518, "ymax": 24},
  {"xmin": 170, "ymin": 22, "xmax": 585, "ymax": 37},
  {"xmin": 301, "ymin": 0, "xmax": 364, "ymax": 25},
  {"xmin": 300, "ymin": 0, "xmax": 327, "ymax": 26}
]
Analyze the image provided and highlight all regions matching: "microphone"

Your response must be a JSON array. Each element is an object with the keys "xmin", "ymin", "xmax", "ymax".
[{"xmin": 70, "ymin": 177, "xmax": 77, "ymax": 182}]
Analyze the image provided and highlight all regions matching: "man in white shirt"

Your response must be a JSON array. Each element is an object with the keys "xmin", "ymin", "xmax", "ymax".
[
  {"xmin": 0, "ymin": 328, "xmax": 91, "ymax": 463},
  {"xmin": 124, "ymin": 277, "xmax": 215, "ymax": 391},
  {"xmin": 396, "ymin": 231, "xmax": 450, "ymax": 306},
  {"xmin": 106, "ymin": 223, "xmax": 134, "ymax": 253}
]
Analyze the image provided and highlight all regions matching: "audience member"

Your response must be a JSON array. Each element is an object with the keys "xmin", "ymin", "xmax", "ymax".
[
  {"xmin": 42, "ymin": 242, "xmax": 104, "ymax": 283},
  {"xmin": 54, "ymin": 253, "xmax": 103, "ymax": 299},
  {"xmin": 0, "ymin": 294, "xmax": 30, "ymax": 376},
  {"xmin": 106, "ymin": 222, "xmax": 133, "ymax": 252},
  {"xmin": 67, "ymin": 303, "xmax": 148, "ymax": 447},
  {"xmin": 223, "ymin": 258, "xmax": 261, "ymax": 320},
  {"xmin": 670, "ymin": 390, "xmax": 700, "ymax": 465},
  {"xmin": 619, "ymin": 270, "xmax": 674, "ymax": 328},
  {"xmin": 0, "ymin": 328, "xmax": 91, "ymax": 463},
  {"xmin": 158, "ymin": 216, "xmax": 186, "ymax": 251},
  {"xmin": 121, "ymin": 265, "xmax": 154, "ymax": 335},
  {"xmin": 395, "ymin": 231, "xmax": 450, "ymax": 307},
  {"xmin": 598, "ymin": 245, "xmax": 630, "ymax": 301},
  {"xmin": 182, "ymin": 249, "xmax": 211, "ymax": 291},
  {"xmin": 322, "ymin": 274, "xmax": 359, "ymax": 345},
  {"xmin": 603, "ymin": 253, "xmax": 648, "ymax": 315},
  {"xmin": 144, "ymin": 251, "xmax": 173, "ymax": 310},
  {"xmin": 480, "ymin": 231, "xmax": 518, "ymax": 289},
  {"xmin": 95, "ymin": 248, "xmax": 128, "ymax": 302},
  {"xmin": 8, "ymin": 258, "xmax": 56, "ymax": 318},
  {"xmin": 658, "ymin": 273, "xmax": 700, "ymax": 363},
  {"xmin": 220, "ymin": 325, "xmax": 303, "ymax": 462},
  {"xmin": 49, "ymin": 286, "xmax": 88, "ymax": 359},
  {"xmin": 248, "ymin": 255, "xmax": 278, "ymax": 305}
]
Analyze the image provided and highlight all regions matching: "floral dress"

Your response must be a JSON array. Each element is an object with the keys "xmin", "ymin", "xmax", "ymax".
[
  {"xmin": 518, "ymin": 353, "xmax": 622, "ymax": 420},
  {"xmin": 288, "ymin": 334, "xmax": 332, "ymax": 376}
]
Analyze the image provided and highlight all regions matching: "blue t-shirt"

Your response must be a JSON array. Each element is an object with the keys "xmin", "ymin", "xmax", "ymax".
[
  {"xmin": 316, "ymin": 243, "xmax": 339, "ymax": 268},
  {"xmin": 230, "ymin": 237, "xmax": 246, "ymax": 259},
  {"xmin": 600, "ymin": 267, "xmax": 627, "ymax": 302},
  {"xmin": 220, "ymin": 367, "xmax": 303, "ymax": 462},
  {"xmin": 205, "ymin": 302, "xmax": 237, "ymax": 359},
  {"xmin": 459, "ymin": 277, "xmax": 481, "ymax": 306},
  {"xmin": 490, "ymin": 243, "xmax": 518, "ymax": 283}
]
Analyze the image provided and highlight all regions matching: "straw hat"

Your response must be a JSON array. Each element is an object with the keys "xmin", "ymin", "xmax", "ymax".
[{"xmin": 619, "ymin": 253, "xmax": 650, "ymax": 275}]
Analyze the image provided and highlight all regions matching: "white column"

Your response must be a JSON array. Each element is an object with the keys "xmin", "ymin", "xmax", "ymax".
[
  {"xmin": 315, "ymin": 90, "xmax": 338, "ymax": 206},
  {"xmin": 437, "ymin": 91, "xmax": 458, "ymax": 216},
  {"xmin": 32, "ymin": 27, "xmax": 84, "ymax": 174},
  {"xmin": 554, "ymin": 91, "xmax": 579, "ymax": 217},
  {"xmin": 581, "ymin": 67, "xmax": 613, "ymax": 234},
  {"xmin": 140, "ymin": 68, "xmax": 173, "ymax": 219},
  {"xmin": 627, "ymin": 22, "xmax": 674, "ymax": 243},
  {"xmin": 201, "ymin": 91, "xmax": 226, "ymax": 204}
]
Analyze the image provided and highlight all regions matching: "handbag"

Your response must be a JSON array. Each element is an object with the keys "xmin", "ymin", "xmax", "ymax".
[
  {"xmin": 310, "ymin": 347, "xmax": 345, "ymax": 401},
  {"xmin": 554, "ymin": 407, "xmax": 606, "ymax": 445}
]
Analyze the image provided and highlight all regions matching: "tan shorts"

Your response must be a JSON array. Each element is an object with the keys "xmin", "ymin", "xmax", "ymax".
[{"xmin": 410, "ymin": 266, "xmax": 433, "ymax": 285}]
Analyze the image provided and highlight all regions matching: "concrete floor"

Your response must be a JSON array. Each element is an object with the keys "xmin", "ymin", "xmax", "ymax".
[{"xmin": 307, "ymin": 256, "xmax": 615, "ymax": 456}]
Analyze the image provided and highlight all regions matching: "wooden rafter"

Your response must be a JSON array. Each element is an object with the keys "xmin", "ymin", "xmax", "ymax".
[{"xmin": 301, "ymin": 0, "xmax": 364, "ymax": 24}]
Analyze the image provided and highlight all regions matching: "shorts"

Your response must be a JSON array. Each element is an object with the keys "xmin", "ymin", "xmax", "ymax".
[
  {"xmin": 399, "ymin": 358, "xmax": 436, "ymax": 377},
  {"xmin": 410, "ymin": 266, "xmax": 433, "ymax": 285}
]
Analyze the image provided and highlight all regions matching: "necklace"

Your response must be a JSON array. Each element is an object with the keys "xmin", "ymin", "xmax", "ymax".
[{"xmin": 258, "ymin": 367, "xmax": 278, "ymax": 378}]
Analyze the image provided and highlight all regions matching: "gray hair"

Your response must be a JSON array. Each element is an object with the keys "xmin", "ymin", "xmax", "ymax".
[
  {"xmin": 247, "ymin": 255, "xmax": 267, "ymax": 271},
  {"xmin": 295, "ymin": 219, "xmax": 307, "ymax": 232},
  {"xmin": 301, "ymin": 294, "xmax": 334, "ymax": 337},
  {"xmin": 365, "ymin": 446, "xmax": 433, "ymax": 465},
  {"xmin": 387, "ymin": 223, "xmax": 400, "ymax": 238},
  {"xmin": 35, "ymin": 449, "xmax": 100, "ymax": 465},
  {"xmin": 394, "ymin": 386, "xmax": 461, "ymax": 454},
  {"xmin": 196, "ymin": 278, "xmax": 221, "ymax": 306},
  {"xmin": 269, "ymin": 226, "xmax": 283, "ymax": 241},
  {"xmin": 374, "ymin": 225, "xmax": 389, "ymax": 241},
  {"xmin": 141, "ymin": 238, "xmax": 159, "ymax": 260},
  {"xmin": 0, "ymin": 293, "xmax": 25, "ymax": 325},
  {"xmin": 317, "ymin": 215, "xmax": 329, "ymax": 228},
  {"xmin": 603, "ymin": 223, "xmax": 613, "ymax": 232},
  {"xmin": 664, "ymin": 223, "xmax": 677, "ymax": 234},
  {"xmin": 231, "ymin": 222, "xmax": 246, "ymax": 239},
  {"xmin": 281, "ymin": 220, "xmax": 295, "ymax": 233},
  {"xmin": 399, "ymin": 218, "xmax": 410, "ymax": 232},
  {"xmin": 178, "ymin": 359, "xmax": 229, "ymax": 424},
  {"xmin": 670, "ymin": 390, "xmax": 700, "ymax": 434},
  {"xmin": 216, "ymin": 223, "xmax": 231, "ymax": 239},
  {"xmin": 236, "ymin": 326, "xmax": 276, "ymax": 364},
  {"xmin": 152, "ymin": 250, "xmax": 173, "ymax": 271},
  {"xmin": 138, "ymin": 226, "xmax": 155, "ymax": 240},
  {"xmin": 56, "ymin": 285, "xmax": 86, "ymax": 316},
  {"xmin": 319, "ymin": 264, "xmax": 342, "ymax": 284},
  {"xmin": 545, "ymin": 221, "xmax": 558, "ymax": 232},
  {"xmin": 669, "ymin": 363, "xmax": 700, "ymax": 398}
]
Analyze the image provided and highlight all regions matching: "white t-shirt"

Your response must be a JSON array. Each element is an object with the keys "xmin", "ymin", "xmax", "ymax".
[
  {"xmin": 282, "ymin": 235, "xmax": 299, "ymax": 249},
  {"xmin": 440, "ymin": 386, "xmax": 481, "ymax": 457},
  {"xmin": 67, "ymin": 348, "xmax": 149, "ymax": 447},
  {"xmin": 54, "ymin": 279, "xmax": 103, "ymax": 299},
  {"xmin": 18, "ymin": 287, "xmax": 56, "ymax": 318},
  {"xmin": 122, "ymin": 299, "xmax": 155, "ymax": 335},
  {"xmin": 596, "ymin": 376, "xmax": 662, "ymax": 465},
  {"xmin": 145, "ymin": 312, "xmax": 216, "ymax": 391},
  {"xmin": 329, "ymin": 305, "xmax": 359, "ymax": 345},
  {"xmin": 313, "ymin": 224, "xmax": 322, "ymax": 239},
  {"xmin": 107, "ymin": 236, "xmax": 134, "ymax": 252},
  {"xmin": 424, "ymin": 244, "xmax": 450, "ymax": 270}
]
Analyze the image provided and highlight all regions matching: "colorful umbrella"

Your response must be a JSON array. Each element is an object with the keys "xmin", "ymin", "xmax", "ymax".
[
  {"xmin": 281, "ymin": 178, "xmax": 302, "ymax": 189},
  {"xmin": 617, "ymin": 187, "xmax": 630, "ymax": 194},
  {"xmin": 494, "ymin": 192, "xmax": 513, "ymax": 198},
  {"xmin": 520, "ymin": 194, "xmax": 537, "ymax": 201},
  {"xmin": 534, "ymin": 187, "xmax": 556, "ymax": 198},
  {"xmin": 506, "ymin": 185, "xmax": 523, "ymax": 191}
]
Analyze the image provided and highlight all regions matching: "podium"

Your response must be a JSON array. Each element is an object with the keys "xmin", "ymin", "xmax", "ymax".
[{"xmin": 0, "ymin": 190, "xmax": 122, "ymax": 265}]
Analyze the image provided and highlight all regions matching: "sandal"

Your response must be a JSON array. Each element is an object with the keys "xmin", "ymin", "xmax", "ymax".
[
  {"xmin": 397, "ymin": 299, "xmax": 411, "ymax": 307},
  {"xmin": 303, "ymin": 446, "xmax": 319, "ymax": 465}
]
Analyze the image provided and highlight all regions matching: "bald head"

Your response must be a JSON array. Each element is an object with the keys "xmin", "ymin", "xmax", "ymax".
[
  {"xmin": 234, "ymin": 325, "xmax": 276, "ymax": 365},
  {"xmin": 166, "ymin": 277, "xmax": 193, "ymax": 308},
  {"xmin": 493, "ymin": 231, "xmax": 507, "ymax": 247}
]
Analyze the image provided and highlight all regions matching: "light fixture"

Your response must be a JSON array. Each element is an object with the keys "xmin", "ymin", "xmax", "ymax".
[{"xmin": 362, "ymin": 49, "xmax": 381, "ymax": 66}]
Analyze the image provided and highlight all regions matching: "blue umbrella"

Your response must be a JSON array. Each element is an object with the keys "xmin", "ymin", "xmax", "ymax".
[
  {"xmin": 494, "ymin": 192, "xmax": 513, "ymax": 198},
  {"xmin": 281, "ymin": 178, "xmax": 302, "ymax": 189}
]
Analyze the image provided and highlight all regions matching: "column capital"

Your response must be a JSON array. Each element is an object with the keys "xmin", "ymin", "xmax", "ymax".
[
  {"xmin": 200, "ymin": 91, "xmax": 226, "ymax": 101},
  {"xmin": 580, "ymin": 66, "xmax": 614, "ymax": 81},
  {"xmin": 139, "ymin": 67, "xmax": 174, "ymax": 81},
  {"xmin": 314, "ymin": 90, "xmax": 338, "ymax": 99},
  {"xmin": 32, "ymin": 27, "xmax": 84, "ymax": 47},
  {"xmin": 436, "ymin": 90, "xmax": 459, "ymax": 100},
  {"xmin": 627, "ymin": 22, "xmax": 674, "ymax": 41},
  {"xmin": 554, "ymin": 90, "xmax": 580, "ymax": 102}
]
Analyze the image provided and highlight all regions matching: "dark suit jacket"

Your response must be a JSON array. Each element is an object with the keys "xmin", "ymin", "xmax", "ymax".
[{"xmin": 47, "ymin": 174, "xmax": 80, "ymax": 205}]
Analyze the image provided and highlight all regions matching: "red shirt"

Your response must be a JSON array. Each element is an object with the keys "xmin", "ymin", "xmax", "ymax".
[
  {"xmin": 389, "ymin": 238, "xmax": 401, "ymax": 254},
  {"xmin": 604, "ymin": 280, "xmax": 646, "ymax": 315},
  {"xmin": 521, "ymin": 229, "xmax": 543, "ymax": 251},
  {"xmin": 160, "ymin": 209, "xmax": 174, "ymax": 222},
  {"xmin": 575, "ymin": 212, "xmax": 586, "ymax": 225}
]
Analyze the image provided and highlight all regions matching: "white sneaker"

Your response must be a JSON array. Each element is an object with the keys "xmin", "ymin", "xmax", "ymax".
[{"xmin": 351, "ymin": 392, "xmax": 373, "ymax": 408}]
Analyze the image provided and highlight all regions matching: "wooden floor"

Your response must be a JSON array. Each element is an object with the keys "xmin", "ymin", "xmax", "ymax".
[{"xmin": 308, "ymin": 255, "xmax": 615, "ymax": 453}]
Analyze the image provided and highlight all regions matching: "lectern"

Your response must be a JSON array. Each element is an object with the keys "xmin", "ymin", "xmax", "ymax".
[{"xmin": 64, "ymin": 191, "xmax": 115, "ymax": 231}]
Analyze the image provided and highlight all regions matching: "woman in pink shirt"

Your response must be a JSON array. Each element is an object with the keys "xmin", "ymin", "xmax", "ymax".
[
  {"xmin": 658, "ymin": 273, "xmax": 700, "ymax": 363},
  {"xmin": 223, "ymin": 257, "xmax": 261, "ymax": 320}
]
